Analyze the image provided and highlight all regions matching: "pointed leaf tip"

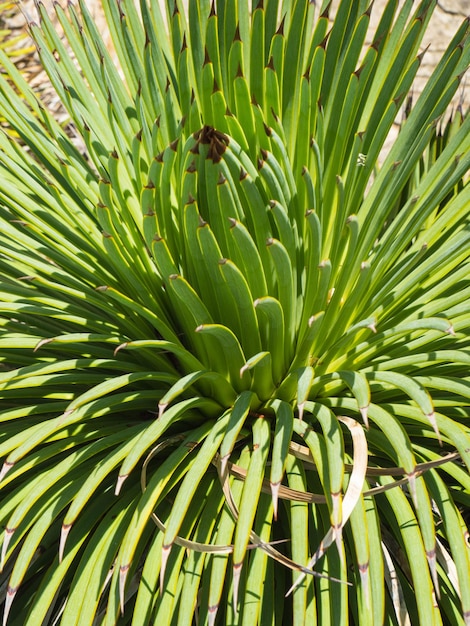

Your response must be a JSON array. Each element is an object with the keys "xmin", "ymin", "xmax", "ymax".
[
  {"xmin": 1, "ymin": 528, "xmax": 15, "ymax": 571},
  {"xmin": 0, "ymin": 462, "xmax": 14, "ymax": 484},
  {"xmin": 426, "ymin": 412, "xmax": 442, "ymax": 445},
  {"xmin": 359, "ymin": 406, "xmax": 369, "ymax": 428},
  {"xmin": 426, "ymin": 548, "xmax": 439, "ymax": 600},
  {"xmin": 33, "ymin": 337, "xmax": 53, "ymax": 351},
  {"xmin": 119, "ymin": 564, "xmax": 130, "ymax": 615},
  {"xmin": 59, "ymin": 524, "xmax": 72, "ymax": 562},
  {"xmin": 358, "ymin": 561, "xmax": 370, "ymax": 607},
  {"xmin": 114, "ymin": 342, "xmax": 128, "ymax": 356},
  {"xmin": 232, "ymin": 562, "xmax": 243, "ymax": 612},
  {"xmin": 239, "ymin": 364, "xmax": 249, "ymax": 378},
  {"xmin": 270, "ymin": 481, "xmax": 280, "ymax": 520},
  {"xmin": 115, "ymin": 474, "xmax": 128, "ymax": 495},
  {"xmin": 3, "ymin": 586, "xmax": 16, "ymax": 626},
  {"xmin": 208, "ymin": 605, "xmax": 219, "ymax": 626}
]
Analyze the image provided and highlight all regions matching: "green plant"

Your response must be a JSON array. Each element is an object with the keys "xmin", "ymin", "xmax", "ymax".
[
  {"xmin": 0, "ymin": 2, "xmax": 36, "ymax": 135},
  {"xmin": 0, "ymin": 0, "xmax": 469, "ymax": 623}
]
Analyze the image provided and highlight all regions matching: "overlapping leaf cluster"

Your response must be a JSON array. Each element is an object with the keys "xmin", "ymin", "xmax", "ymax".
[{"xmin": 0, "ymin": 0, "xmax": 469, "ymax": 624}]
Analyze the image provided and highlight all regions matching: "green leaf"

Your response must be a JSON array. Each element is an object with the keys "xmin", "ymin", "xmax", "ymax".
[{"xmin": 232, "ymin": 415, "xmax": 272, "ymax": 607}]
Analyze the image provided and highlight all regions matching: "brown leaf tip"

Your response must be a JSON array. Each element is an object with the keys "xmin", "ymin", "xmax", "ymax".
[{"xmin": 194, "ymin": 125, "xmax": 229, "ymax": 163}]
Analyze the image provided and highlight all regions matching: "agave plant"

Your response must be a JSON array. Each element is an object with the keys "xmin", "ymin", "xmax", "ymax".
[{"xmin": 0, "ymin": 0, "xmax": 469, "ymax": 624}]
